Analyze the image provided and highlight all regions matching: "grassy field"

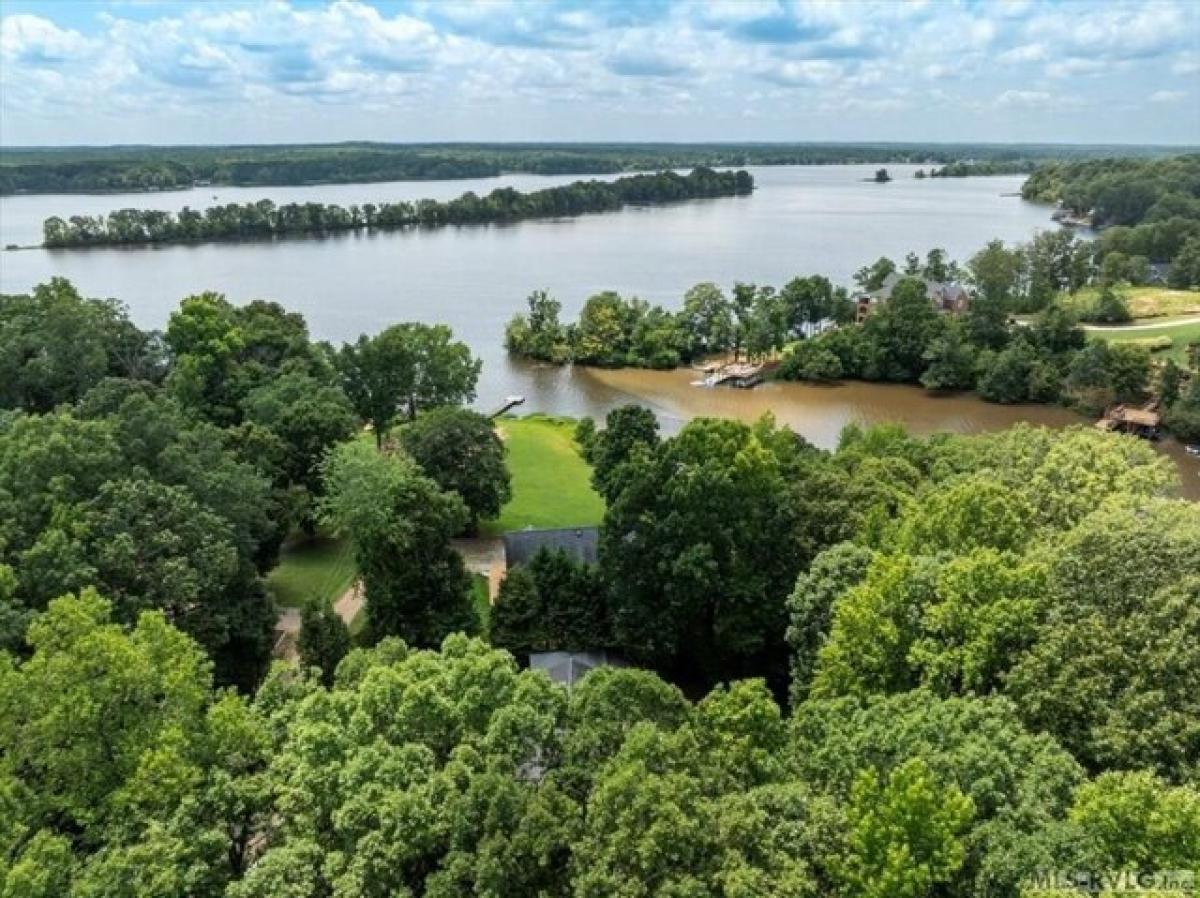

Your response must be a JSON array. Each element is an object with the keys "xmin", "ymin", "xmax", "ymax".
[
  {"xmin": 1061, "ymin": 286, "xmax": 1200, "ymax": 319},
  {"xmin": 483, "ymin": 414, "xmax": 605, "ymax": 536},
  {"xmin": 1090, "ymin": 319, "xmax": 1200, "ymax": 364},
  {"xmin": 267, "ymin": 413, "xmax": 603, "ymax": 614},
  {"xmin": 267, "ymin": 532, "xmax": 356, "ymax": 609},
  {"xmin": 471, "ymin": 574, "xmax": 491, "ymax": 636}
]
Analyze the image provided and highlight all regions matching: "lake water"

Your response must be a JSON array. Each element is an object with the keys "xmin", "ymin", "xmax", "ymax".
[
  {"xmin": 2, "ymin": 163, "xmax": 1196, "ymax": 495},
  {"xmin": 0, "ymin": 163, "xmax": 1052, "ymax": 405}
]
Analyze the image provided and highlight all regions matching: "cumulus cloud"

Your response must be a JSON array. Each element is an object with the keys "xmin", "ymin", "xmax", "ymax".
[
  {"xmin": 0, "ymin": 0, "xmax": 1195, "ymax": 144},
  {"xmin": 1, "ymin": 14, "xmax": 94, "ymax": 64},
  {"xmin": 756, "ymin": 59, "xmax": 841, "ymax": 88},
  {"xmin": 606, "ymin": 48, "xmax": 693, "ymax": 78}
]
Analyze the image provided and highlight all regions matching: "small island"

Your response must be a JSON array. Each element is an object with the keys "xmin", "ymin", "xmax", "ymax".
[
  {"xmin": 873, "ymin": 167, "xmax": 892, "ymax": 183},
  {"xmin": 39, "ymin": 167, "xmax": 754, "ymax": 248}
]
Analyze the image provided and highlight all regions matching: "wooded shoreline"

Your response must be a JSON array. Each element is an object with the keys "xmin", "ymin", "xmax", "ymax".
[{"xmin": 37, "ymin": 167, "xmax": 753, "ymax": 248}]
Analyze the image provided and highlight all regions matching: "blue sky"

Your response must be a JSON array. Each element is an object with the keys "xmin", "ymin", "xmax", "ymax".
[{"xmin": 1, "ymin": 0, "xmax": 1197, "ymax": 146}]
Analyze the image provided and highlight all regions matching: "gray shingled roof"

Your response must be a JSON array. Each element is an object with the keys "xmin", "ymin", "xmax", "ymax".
[
  {"xmin": 529, "ymin": 650, "xmax": 627, "ymax": 688},
  {"xmin": 504, "ymin": 527, "xmax": 599, "ymax": 568}
]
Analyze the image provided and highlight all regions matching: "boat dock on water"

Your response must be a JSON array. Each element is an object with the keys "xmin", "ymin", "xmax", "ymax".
[
  {"xmin": 693, "ymin": 361, "xmax": 772, "ymax": 389},
  {"xmin": 1095, "ymin": 402, "xmax": 1162, "ymax": 439}
]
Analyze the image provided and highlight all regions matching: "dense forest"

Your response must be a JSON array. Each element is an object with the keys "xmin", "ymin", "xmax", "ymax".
[
  {"xmin": 39, "ymin": 167, "xmax": 752, "ymax": 248},
  {"xmin": 2, "ymin": 284, "xmax": 1200, "ymax": 893},
  {"xmin": 1, "ymin": 140, "xmax": 1183, "ymax": 194},
  {"xmin": 1, "ymin": 279, "xmax": 1197, "ymax": 895},
  {"xmin": 506, "ymin": 234, "xmax": 1200, "ymax": 441},
  {"xmin": 1021, "ymin": 155, "xmax": 1200, "ymax": 272}
]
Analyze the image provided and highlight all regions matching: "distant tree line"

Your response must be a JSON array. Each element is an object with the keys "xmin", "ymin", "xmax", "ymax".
[
  {"xmin": 40, "ymin": 168, "xmax": 752, "ymax": 247},
  {"xmin": 926, "ymin": 159, "xmax": 1039, "ymax": 177},
  {"xmin": 3, "ymin": 139, "xmax": 1171, "ymax": 194},
  {"xmin": 1020, "ymin": 155, "xmax": 1200, "ymax": 280}
]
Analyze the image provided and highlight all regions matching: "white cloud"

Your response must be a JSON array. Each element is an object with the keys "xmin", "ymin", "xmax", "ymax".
[
  {"xmin": 0, "ymin": 0, "xmax": 1195, "ymax": 144},
  {"xmin": 756, "ymin": 59, "xmax": 841, "ymax": 87},
  {"xmin": 998, "ymin": 43, "xmax": 1047, "ymax": 64},
  {"xmin": 0, "ymin": 14, "xmax": 94, "ymax": 63},
  {"xmin": 994, "ymin": 89, "xmax": 1085, "ymax": 110},
  {"xmin": 1045, "ymin": 57, "xmax": 1106, "ymax": 79},
  {"xmin": 1150, "ymin": 90, "xmax": 1187, "ymax": 103},
  {"xmin": 1173, "ymin": 53, "xmax": 1200, "ymax": 76}
]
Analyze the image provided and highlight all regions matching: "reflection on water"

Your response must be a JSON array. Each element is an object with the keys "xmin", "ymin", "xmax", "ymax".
[{"xmin": 564, "ymin": 366, "xmax": 1200, "ymax": 502}]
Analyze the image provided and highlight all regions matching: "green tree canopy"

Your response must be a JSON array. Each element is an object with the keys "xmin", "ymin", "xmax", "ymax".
[
  {"xmin": 0, "ymin": 278, "xmax": 163, "ymax": 414},
  {"xmin": 320, "ymin": 440, "xmax": 476, "ymax": 645},
  {"xmin": 337, "ymin": 322, "xmax": 480, "ymax": 446},
  {"xmin": 399, "ymin": 407, "xmax": 511, "ymax": 528}
]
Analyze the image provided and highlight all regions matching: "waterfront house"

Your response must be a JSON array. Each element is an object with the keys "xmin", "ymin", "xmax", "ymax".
[{"xmin": 855, "ymin": 272, "xmax": 971, "ymax": 322}]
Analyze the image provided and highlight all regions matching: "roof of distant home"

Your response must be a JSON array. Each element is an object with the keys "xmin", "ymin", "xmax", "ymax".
[
  {"xmin": 504, "ymin": 526, "xmax": 599, "ymax": 568},
  {"xmin": 862, "ymin": 271, "xmax": 969, "ymax": 303}
]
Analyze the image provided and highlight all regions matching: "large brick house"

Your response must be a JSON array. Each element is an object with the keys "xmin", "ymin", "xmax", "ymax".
[{"xmin": 855, "ymin": 271, "xmax": 971, "ymax": 322}]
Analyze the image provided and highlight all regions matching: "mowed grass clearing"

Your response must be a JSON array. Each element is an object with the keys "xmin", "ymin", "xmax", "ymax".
[
  {"xmin": 1090, "ymin": 319, "xmax": 1200, "ymax": 364},
  {"xmin": 267, "ymin": 532, "xmax": 356, "ymax": 609},
  {"xmin": 482, "ymin": 414, "xmax": 605, "ymax": 535},
  {"xmin": 268, "ymin": 413, "xmax": 604, "ymax": 611},
  {"xmin": 1061, "ymin": 286, "xmax": 1200, "ymax": 319}
]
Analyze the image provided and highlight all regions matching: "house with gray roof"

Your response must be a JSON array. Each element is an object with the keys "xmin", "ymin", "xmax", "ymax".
[
  {"xmin": 529, "ymin": 650, "xmax": 627, "ymax": 689},
  {"xmin": 855, "ymin": 271, "xmax": 971, "ymax": 322},
  {"xmin": 503, "ymin": 526, "xmax": 599, "ymax": 568}
]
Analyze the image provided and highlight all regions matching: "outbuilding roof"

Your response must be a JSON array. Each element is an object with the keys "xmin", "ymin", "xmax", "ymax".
[
  {"xmin": 529, "ymin": 650, "xmax": 626, "ymax": 688},
  {"xmin": 504, "ymin": 526, "xmax": 599, "ymax": 568}
]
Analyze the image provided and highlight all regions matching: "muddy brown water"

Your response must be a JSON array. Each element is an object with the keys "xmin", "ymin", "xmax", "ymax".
[{"xmin": 571, "ymin": 366, "xmax": 1200, "ymax": 502}]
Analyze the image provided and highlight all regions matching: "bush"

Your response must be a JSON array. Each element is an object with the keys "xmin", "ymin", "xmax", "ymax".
[
  {"xmin": 779, "ymin": 339, "xmax": 843, "ymax": 382},
  {"xmin": 1082, "ymin": 286, "xmax": 1133, "ymax": 324}
]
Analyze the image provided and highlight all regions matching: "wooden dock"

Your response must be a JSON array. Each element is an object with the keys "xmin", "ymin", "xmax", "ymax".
[
  {"xmin": 698, "ymin": 361, "xmax": 770, "ymax": 389},
  {"xmin": 490, "ymin": 395, "xmax": 526, "ymax": 418},
  {"xmin": 1096, "ymin": 403, "xmax": 1161, "ymax": 439}
]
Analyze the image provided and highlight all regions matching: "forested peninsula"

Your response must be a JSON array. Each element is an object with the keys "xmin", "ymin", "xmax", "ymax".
[
  {"xmin": 38, "ymin": 167, "xmax": 752, "ymax": 248},
  {"xmin": 1, "ymin": 139, "xmax": 1175, "ymax": 194}
]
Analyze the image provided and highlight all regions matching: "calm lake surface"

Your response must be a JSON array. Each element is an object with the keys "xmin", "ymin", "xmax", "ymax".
[
  {"xmin": 3, "ymin": 163, "xmax": 1196, "ymax": 495},
  {"xmin": 0, "ymin": 163, "xmax": 1054, "ymax": 406}
]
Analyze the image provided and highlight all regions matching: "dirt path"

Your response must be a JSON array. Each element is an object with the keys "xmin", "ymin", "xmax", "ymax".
[
  {"xmin": 273, "ymin": 582, "xmax": 364, "ymax": 661},
  {"xmin": 451, "ymin": 537, "xmax": 507, "ymax": 601},
  {"xmin": 274, "ymin": 538, "xmax": 506, "ymax": 661},
  {"xmin": 333, "ymin": 581, "xmax": 365, "ymax": 624},
  {"xmin": 1082, "ymin": 315, "xmax": 1200, "ymax": 332},
  {"xmin": 273, "ymin": 607, "xmax": 302, "ymax": 661}
]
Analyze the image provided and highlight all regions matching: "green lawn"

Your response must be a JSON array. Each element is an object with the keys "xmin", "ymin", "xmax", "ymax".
[
  {"xmin": 1090, "ymin": 319, "xmax": 1200, "ymax": 364},
  {"xmin": 266, "ymin": 532, "xmax": 357, "ymax": 609},
  {"xmin": 471, "ymin": 574, "xmax": 491, "ymax": 636},
  {"xmin": 482, "ymin": 414, "xmax": 605, "ymax": 535},
  {"xmin": 1060, "ymin": 286, "xmax": 1200, "ymax": 320},
  {"xmin": 267, "ymin": 414, "xmax": 603, "ymax": 613}
]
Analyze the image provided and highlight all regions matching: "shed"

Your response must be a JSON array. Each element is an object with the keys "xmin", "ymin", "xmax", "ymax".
[{"xmin": 504, "ymin": 526, "xmax": 599, "ymax": 568}]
